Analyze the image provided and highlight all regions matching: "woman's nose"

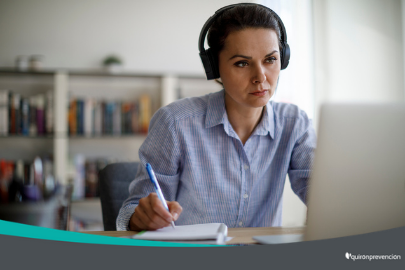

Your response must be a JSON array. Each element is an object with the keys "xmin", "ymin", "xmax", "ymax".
[{"xmin": 252, "ymin": 65, "xmax": 266, "ymax": 84}]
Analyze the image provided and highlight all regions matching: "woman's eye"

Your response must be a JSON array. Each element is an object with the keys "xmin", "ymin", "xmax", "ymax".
[
  {"xmin": 265, "ymin": 57, "xmax": 276, "ymax": 64},
  {"xmin": 234, "ymin": 61, "xmax": 248, "ymax": 67}
]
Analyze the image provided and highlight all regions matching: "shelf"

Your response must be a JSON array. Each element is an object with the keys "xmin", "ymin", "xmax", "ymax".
[
  {"xmin": 0, "ymin": 135, "xmax": 149, "ymax": 140},
  {"xmin": 0, "ymin": 135, "xmax": 54, "ymax": 139},
  {"xmin": 68, "ymin": 134, "xmax": 147, "ymax": 139},
  {"xmin": 70, "ymin": 198, "xmax": 103, "ymax": 231},
  {"xmin": 0, "ymin": 67, "xmax": 206, "ymax": 79},
  {"xmin": 69, "ymin": 70, "xmax": 161, "ymax": 78},
  {"xmin": 0, "ymin": 67, "xmax": 162, "ymax": 78},
  {"xmin": 0, "ymin": 68, "xmax": 55, "ymax": 76}
]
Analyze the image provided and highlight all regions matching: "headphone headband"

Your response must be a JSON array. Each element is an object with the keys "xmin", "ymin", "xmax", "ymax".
[{"xmin": 198, "ymin": 3, "xmax": 290, "ymax": 80}]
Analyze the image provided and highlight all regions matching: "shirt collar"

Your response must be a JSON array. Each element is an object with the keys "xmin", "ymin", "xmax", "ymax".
[
  {"xmin": 252, "ymin": 101, "xmax": 275, "ymax": 139},
  {"xmin": 205, "ymin": 89, "xmax": 275, "ymax": 139},
  {"xmin": 205, "ymin": 89, "xmax": 227, "ymax": 129}
]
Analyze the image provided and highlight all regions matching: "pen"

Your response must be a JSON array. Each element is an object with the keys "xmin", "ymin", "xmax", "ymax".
[{"xmin": 145, "ymin": 163, "xmax": 175, "ymax": 229}]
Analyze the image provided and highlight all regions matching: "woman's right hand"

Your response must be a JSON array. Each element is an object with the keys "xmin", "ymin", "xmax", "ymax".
[{"xmin": 129, "ymin": 193, "xmax": 182, "ymax": 231}]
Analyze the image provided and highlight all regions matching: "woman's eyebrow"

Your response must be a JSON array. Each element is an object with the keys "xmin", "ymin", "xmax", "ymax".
[
  {"xmin": 229, "ymin": 50, "xmax": 279, "ymax": 60},
  {"xmin": 229, "ymin": 54, "xmax": 252, "ymax": 60},
  {"xmin": 265, "ymin": 50, "xmax": 279, "ymax": 57}
]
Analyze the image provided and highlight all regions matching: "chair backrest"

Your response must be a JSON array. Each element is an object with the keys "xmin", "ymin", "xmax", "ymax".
[{"xmin": 98, "ymin": 162, "xmax": 139, "ymax": 231}]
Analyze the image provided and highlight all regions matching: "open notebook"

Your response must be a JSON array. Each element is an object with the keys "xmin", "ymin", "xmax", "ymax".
[{"xmin": 132, "ymin": 223, "xmax": 228, "ymax": 245}]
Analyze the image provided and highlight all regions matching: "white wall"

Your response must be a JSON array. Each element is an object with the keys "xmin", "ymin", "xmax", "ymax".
[
  {"xmin": 0, "ymin": 0, "xmax": 247, "ymax": 75},
  {"xmin": 313, "ymin": 0, "xmax": 404, "ymax": 128},
  {"xmin": 402, "ymin": 0, "xmax": 405, "ymax": 98}
]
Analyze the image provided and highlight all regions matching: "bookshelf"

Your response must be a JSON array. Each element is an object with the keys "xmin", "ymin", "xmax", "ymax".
[
  {"xmin": 0, "ymin": 68, "xmax": 221, "ymax": 230},
  {"xmin": 0, "ymin": 68, "xmax": 220, "ymax": 186}
]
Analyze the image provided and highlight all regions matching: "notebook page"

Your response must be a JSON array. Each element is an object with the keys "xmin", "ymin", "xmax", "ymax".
[{"xmin": 132, "ymin": 223, "xmax": 227, "ymax": 241}]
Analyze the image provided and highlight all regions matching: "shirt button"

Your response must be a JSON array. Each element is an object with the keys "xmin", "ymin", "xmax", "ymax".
[
  {"xmin": 243, "ymin": 193, "xmax": 248, "ymax": 199},
  {"xmin": 239, "ymin": 222, "xmax": 243, "ymax": 226},
  {"xmin": 244, "ymin": 164, "xmax": 249, "ymax": 170}
]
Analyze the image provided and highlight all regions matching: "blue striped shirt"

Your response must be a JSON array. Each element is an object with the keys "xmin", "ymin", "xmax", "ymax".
[{"xmin": 117, "ymin": 89, "xmax": 316, "ymax": 231}]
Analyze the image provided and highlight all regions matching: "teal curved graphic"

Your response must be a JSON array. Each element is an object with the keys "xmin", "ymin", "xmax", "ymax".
[{"xmin": 0, "ymin": 220, "xmax": 216, "ymax": 247}]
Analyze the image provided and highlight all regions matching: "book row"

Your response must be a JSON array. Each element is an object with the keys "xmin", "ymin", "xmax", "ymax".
[
  {"xmin": 0, "ymin": 90, "xmax": 53, "ymax": 136},
  {"xmin": 68, "ymin": 94, "xmax": 152, "ymax": 136},
  {"xmin": 68, "ymin": 155, "xmax": 111, "ymax": 200}
]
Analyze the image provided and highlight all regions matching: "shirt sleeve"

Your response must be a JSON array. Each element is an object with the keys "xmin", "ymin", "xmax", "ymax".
[
  {"xmin": 287, "ymin": 110, "xmax": 317, "ymax": 204},
  {"xmin": 116, "ymin": 106, "xmax": 182, "ymax": 231},
  {"xmin": 116, "ymin": 204, "xmax": 137, "ymax": 231}
]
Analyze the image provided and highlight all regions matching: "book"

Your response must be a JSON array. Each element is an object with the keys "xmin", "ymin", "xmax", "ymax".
[
  {"xmin": 130, "ymin": 101, "xmax": 139, "ymax": 134},
  {"xmin": 84, "ymin": 160, "xmax": 98, "ymax": 198},
  {"xmin": 68, "ymin": 99, "xmax": 77, "ymax": 135},
  {"xmin": 132, "ymin": 223, "xmax": 228, "ymax": 245},
  {"xmin": 36, "ymin": 94, "xmax": 45, "ymax": 135},
  {"xmin": 84, "ymin": 99, "xmax": 94, "ymax": 137},
  {"xmin": 76, "ymin": 99, "xmax": 84, "ymax": 135},
  {"xmin": 104, "ymin": 102, "xmax": 115, "ymax": 134},
  {"xmin": 72, "ymin": 154, "xmax": 85, "ymax": 200},
  {"xmin": 0, "ymin": 90, "xmax": 9, "ymax": 136},
  {"xmin": 20, "ymin": 97, "xmax": 29, "ymax": 135},
  {"xmin": 138, "ymin": 94, "xmax": 151, "ymax": 134},
  {"xmin": 101, "ymin": 101, "xmax": 106, "ymax": 134},
  {"xmin": 29, "ymin": 96, "xmax": 37, "ymax": 136},
  {"xmin": 15, "ymin": 93, "xmax": 21, "ymax": 134},
  {"xmin": 45, "ymin": 91, "xmax": 53, "ymax": 134},
  {"xmin": 121, "ymin": 102, "xmax": 130, "ymax": 134},
  {"xmin": 93, "ymin": 100, "xmax": 102, "ymax": 136},
  {"xmin": 9, "ymin": 92, "xmax": 21, "ymax": 134},
  {"xmin": 112, "ymin": 101, "xmax": 121, "ymax": 135}
]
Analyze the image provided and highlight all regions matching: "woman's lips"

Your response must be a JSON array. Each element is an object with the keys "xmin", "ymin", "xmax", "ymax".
[{"xmin": 250, "ymin": 90, "xmax": 268, "ymax": 97}]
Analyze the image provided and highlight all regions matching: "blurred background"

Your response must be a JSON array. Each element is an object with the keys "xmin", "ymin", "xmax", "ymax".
[{"xmin": 0, "ymin": 0, "xmax": 404, "ymax": 231}]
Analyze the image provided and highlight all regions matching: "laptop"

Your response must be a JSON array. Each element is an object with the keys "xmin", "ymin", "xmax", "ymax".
[{"xmin": 254, "ymin": 103, "xmax": 405, "ymax": 244}]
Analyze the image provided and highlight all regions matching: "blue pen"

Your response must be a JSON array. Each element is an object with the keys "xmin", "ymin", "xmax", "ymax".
[{"xmin": 145, "ymin": 163, "xmax": 176, "ymax": 229}]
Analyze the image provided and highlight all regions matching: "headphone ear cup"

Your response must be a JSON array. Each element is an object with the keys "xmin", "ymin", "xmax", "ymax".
[
  {"xmin": 280, "ymin": 43, "xmax": 290, "ymax": 70},
  {"xmin": 199, "ymin": 48, "xmax": 220, "ymax": 80},
  {"xmin": 206, "ymin": 48, "xmax": 220, "ymax": 79}
]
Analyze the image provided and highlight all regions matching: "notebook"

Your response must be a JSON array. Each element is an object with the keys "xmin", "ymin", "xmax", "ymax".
[{"xmin": 132, "ymin": 223, "xmax": 228, "ymax": 245}]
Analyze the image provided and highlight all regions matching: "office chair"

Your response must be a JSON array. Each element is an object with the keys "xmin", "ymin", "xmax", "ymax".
[{"xmin": 98, "ymin": 162, "xmax": 140, "ymax": 231}]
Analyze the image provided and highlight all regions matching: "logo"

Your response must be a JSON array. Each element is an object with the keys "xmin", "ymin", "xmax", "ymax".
[{"xmin": 345, "ymin": 252, "xmax": 401, "ymax": 261}]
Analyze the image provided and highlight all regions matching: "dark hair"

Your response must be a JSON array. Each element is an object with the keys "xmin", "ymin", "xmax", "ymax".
[{"xmin": 207, "ymin": 5, "xmax": 282, "ymax": 60}]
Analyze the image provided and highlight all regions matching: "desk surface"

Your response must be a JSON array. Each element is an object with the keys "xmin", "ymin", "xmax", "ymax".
[{"xmin": 82, "ymin": 226, "xmax": 305, "ymax": 245}]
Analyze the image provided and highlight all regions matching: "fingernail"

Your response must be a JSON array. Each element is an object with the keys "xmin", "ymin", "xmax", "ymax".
[{"xmin": 173, "ymin": 212, "xmax": 179, "ymax": 221}]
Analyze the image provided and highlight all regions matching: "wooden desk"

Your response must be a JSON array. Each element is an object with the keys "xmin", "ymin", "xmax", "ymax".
[{"xmin": 82, "ymin": 226, "xmax": 305, "ymax": 245}]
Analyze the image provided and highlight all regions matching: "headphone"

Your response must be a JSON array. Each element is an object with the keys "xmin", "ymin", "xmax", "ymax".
[{"xmin": 198, "ymin": 3, "xmax": 290, "ymax": 80}]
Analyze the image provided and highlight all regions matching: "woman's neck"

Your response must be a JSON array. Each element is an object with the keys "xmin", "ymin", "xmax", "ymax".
[{"xmin": 225, "ymin": 98, "xmax": 264, "ymax": 145}]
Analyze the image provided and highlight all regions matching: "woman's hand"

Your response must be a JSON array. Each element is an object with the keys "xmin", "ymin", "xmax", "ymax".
[{"xmin": 129, "ymin": 193, "xmax": 182, "ymax": 231}]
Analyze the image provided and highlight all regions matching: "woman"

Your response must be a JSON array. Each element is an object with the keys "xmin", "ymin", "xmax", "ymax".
[{"xmin": 117, "ymin": 3, "xmax": 316, "ymax": 231}]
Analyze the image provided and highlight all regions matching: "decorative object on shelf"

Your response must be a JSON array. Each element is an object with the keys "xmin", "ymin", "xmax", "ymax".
[
  {"xmin": 15, "ymin": 55, "xmax": 29, "ymax": 71},
  {"xmin": 29, "ymin": 55, "xmax": 44, "ymax": 71},
  {"xmin": 0, "ymin": 156, "xmax": 58, "ymax": 203},
  {"xmin": 102, "ymin": 55, "xmax": 123, "ymax": 73},
  {"xmin": 0, "ymin": 156, "xmax": 72, "ymax": 230}
]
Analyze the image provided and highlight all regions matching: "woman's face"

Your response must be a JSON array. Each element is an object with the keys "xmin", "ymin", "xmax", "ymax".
[{"xmin": 218, "ymin": 28, "xmax": 281, "ymax": 111}]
